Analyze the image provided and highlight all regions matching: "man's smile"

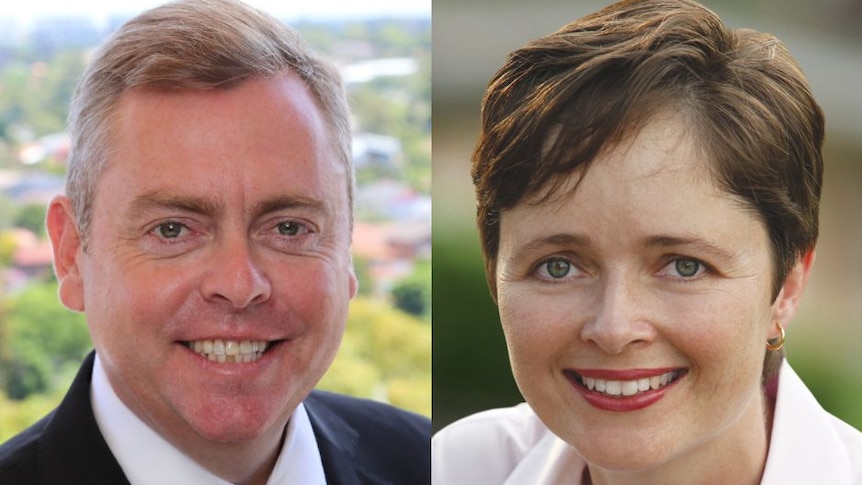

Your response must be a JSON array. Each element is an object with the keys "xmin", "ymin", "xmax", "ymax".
[{"xmin": 185, "ymin": 339, "xmax": 273, "ymax": 364}]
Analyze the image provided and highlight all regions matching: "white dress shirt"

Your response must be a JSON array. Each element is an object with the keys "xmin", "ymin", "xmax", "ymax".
[
  {"xmin": 432, "ymin": 361, "xmax": 862, "ymax": 484},
  {"xmin": 91, "ymin": 355, "xmax": 327, "ymax": 485}
]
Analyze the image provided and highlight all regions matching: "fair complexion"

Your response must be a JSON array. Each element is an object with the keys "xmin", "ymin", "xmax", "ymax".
[
  {"xmin": 495, "ymin": 112, "xmax": 812, "ymax": 485},
  {"xmin": 47, "ymin": 73, "xmax": 357, "ymax": 485}
]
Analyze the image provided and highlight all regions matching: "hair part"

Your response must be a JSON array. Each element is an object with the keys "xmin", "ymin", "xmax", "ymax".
[
  {"xmin": 66, "ymin": 0, "xmax": 353, "ymax": 243},
  {"xmin": 472, "ymin": 0, "xmax": 823, "ymax": 380}
]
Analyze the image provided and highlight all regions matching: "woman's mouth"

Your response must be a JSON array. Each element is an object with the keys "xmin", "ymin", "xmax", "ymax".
[
  {"xmin": 565, "ymin": 368, "xmax": 687, "ymax": 412},
  {"xmin": 576, "ymin": 370, "xmax": 682, "ymax": 397}
]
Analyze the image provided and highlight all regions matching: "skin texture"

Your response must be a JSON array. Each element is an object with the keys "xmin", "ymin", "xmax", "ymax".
[
  {"xmin": 47, "ymin": 73, "xmax": 357, "ymax": 485},
  {"xmin": 495, "ymin": 112, "xmax": 812, "ymax": 485}
]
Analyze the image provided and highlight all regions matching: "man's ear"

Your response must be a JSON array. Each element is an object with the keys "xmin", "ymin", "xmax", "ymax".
[
  {"xmin": 46, "ymin": 196, "xmax": 85, "ymax": 312},
  {"xmin": 769, "ymin": 250, "xmax": 815, "ymax": 339}
]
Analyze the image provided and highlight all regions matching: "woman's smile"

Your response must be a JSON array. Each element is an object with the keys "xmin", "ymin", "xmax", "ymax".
[{"xmin": 564, "ymin": 368, "xmax": 687, "ymax": 412}]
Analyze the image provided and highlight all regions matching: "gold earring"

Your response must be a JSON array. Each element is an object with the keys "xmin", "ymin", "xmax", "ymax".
[{"xmin": 766, "ymin": 322, "xmax": 785, "ymax": 351}]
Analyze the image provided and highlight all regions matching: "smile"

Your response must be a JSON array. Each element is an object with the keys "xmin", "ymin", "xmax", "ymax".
[
  {"xmin": 565, "ymin": 368, "xmax": 687, "ymax": 412},
  {"xmin": 577, "ymin": 370, "xmax": 680, "ymax": 397},
  {"xmin": 184, "ymin": 339, "xmax": 271, "ymax": 364}
]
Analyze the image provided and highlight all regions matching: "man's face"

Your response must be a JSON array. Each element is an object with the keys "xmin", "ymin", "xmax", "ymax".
[{"xmin": 51, "ymin": 73, "xmax": 357, "ymax": 445}]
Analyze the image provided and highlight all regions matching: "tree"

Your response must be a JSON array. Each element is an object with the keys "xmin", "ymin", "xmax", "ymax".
[
  {"xmin": 2, "ymin": 282, "xmax": 91, "ymax": 400},
  {"xmin": 317, "ymin": 296, "xmax": 430, "ymax": 416},
  {"xmin": 390, "ymin": 259, "xmax": 431, "ymax": 319},
  {"xmin": 13, "ymin": 203, "xmax": 47, "ymax": 237}
]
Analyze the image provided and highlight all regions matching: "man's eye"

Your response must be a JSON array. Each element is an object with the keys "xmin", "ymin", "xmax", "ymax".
[
  {"xmin": 157, "ymin": 222, "xmax": 185, "ymax": 239},
  {"xmin": 277, "ymin": 221, "xmax": 303, "ymax": 236},
  {"xmin": 674, "ymin": 258, "xmax": 701, "ymax": 277}
]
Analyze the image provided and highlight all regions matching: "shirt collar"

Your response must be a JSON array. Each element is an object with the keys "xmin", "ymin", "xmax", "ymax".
[
  {"xmin": 761, "ymin": 360, "xmax": 858, "ymax": 484},
  {"xmin": 90, "ymin": 354, "xmax": 326, "ymax": 485}
]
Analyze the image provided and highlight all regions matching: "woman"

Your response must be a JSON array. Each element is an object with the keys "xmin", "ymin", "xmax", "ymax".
[{"xmin": 431, "ymin": 0, "xmax": 862, "ymax": 483}]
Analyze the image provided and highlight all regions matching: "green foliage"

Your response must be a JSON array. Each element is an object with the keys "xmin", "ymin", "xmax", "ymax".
[
  {"xmin": 318, "ymin": 297, "xmax": 431, "ymax": 417},
  {"xmin": 4, "ymin": 342, "xmax": 51, "ymax": 400},
  {"xmin": 351, "ymin": 255, "xmax": 375, "ymax": 297},
  {"xmin": 346, "ymin": 32, "xmax": 431, "ymax": 195},
  {"xmin": 0, "ymin": 52, "xmax": 85, "ymax": 143},
  {"xmin": 2, "ymin": 282, "xmax": 91, "ymax": 400},
  {"xmin": 391, "ymin": 259, "xmax": 430, "ymax": 319},
  {"xmin": 12, "ymin": 203, "xmax": 47, "ymax": 237},
  {"xmin": 432, "ymin": 230, "xmax": 522, "ymax": 431},
  {"xmin": 787, "ymin": 341, "xmax": 862, "ymax": 431},
  {"xmin": 0, "ymin": 196, "xmax": 17, "ymax": 230},
  {"xmin": 0, "ymin": 231, "xmax": 16, "ymax": 266}
]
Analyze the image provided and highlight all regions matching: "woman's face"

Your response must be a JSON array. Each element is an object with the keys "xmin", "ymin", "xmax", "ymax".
[{"xmin": 495, "ymin": 112, "xmax": 807, "ymax": 476}]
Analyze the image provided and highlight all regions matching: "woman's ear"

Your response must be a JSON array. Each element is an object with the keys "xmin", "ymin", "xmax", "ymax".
[
  {"xmin": 769, "ymin": 250, "xmax": 815, "ymax": 338},
  {"xmin": 46, "ymin": 196, "xmax": 85, "ymax": 312}
]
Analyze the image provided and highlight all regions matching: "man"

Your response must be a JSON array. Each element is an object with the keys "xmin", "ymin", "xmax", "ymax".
[{"xmin": 0, "ymin": 1, "xmax": 430, "ymax": 483}]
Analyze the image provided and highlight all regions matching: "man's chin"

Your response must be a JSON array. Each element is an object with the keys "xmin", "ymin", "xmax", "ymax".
[
  {"xmin": 174, "ymin": 395, "xmax": 294, "ymax": 445},
  {"xmin": 188, "ymin": 412, "xmax": 287, "ymax": 444}
]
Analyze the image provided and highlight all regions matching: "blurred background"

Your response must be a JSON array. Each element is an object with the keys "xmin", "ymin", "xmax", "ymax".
[
  {"xmin": 0, "ymin": 0, "xmax": 431, "ymax": 441},
  {"xmin": 433, "ymin": 0, "xmax": 862, "ymax": 432}
]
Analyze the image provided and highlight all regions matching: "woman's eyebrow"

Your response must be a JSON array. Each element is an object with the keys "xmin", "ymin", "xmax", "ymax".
[
  {"xmin": 642, "ymin": 235, "xmax": 738, "ymax": 261},
  {"xmin": 514, "ymin": 233, "xmax": 592, "ymax": 256}
]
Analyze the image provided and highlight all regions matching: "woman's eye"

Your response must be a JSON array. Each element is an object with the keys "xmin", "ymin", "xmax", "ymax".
[
  {"xmin": 156, "ymin": 222, "xmax": 185, "ymax": 239},
  {"xmin": 663, "ymin": 258, "xmax": 706, "ymax": 278},
  {"xmin": 536, "ymin": 259, "xmax": 575, "ymax": 280}
]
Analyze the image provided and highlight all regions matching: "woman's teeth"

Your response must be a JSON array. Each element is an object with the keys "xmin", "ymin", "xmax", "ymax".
[{"xmin": 580, "ymin": 370, "xmax": 679, "ymax": 397}]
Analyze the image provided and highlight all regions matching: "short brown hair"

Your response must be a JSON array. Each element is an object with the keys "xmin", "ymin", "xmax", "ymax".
[
  {"xmin": 67, "ymin": 0, "xmax": 351, "ymax": 241},
  {"xmin": 472, "ymin": 0, "xmax": 824, "ymax": 378}
]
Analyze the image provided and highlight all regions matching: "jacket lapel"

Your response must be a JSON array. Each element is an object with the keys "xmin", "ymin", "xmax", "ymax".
[
  {"xmin": 38, "ymin": 351, "xmax": 129, "ymax": 484},
  {"xmin": 305, "ymin": 392, "xmax": 374, "ymax": 485},
  {"xmin": 305, "ymin": 393, "xmax": 363, "ymax": 485}
]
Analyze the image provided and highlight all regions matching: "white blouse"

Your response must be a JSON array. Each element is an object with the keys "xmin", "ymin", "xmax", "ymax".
[{"xmin": 432, "ymin": 362, "xmax": 862, "ymax": 484}]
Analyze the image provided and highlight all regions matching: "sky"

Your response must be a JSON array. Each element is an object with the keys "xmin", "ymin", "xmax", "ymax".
[{"xmin": 1, "ymin": 0, "xmax": 430, "ymax": 22}]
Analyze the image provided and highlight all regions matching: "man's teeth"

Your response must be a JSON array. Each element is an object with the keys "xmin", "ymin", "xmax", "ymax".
[
  {"xmin": 187, "ymin": 340, "xmax": 270, "ymax": 364},
  {"xmin": 581, "ymin": 371, "xmax": 678, "ymax": 397}
]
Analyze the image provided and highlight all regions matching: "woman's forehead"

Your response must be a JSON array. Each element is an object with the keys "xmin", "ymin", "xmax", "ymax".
[{"xmin": 522, "ymin": 111, "xmax": 716, "ymax": 207}]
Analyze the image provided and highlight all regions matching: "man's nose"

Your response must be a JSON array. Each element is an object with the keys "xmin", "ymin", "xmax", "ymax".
[
  {"xmin": 200, "ymin": 237, "xmax": 272, "ymax": 309},
  {"xmin": 580, "ymin": 273, "xmax": 655, "ymax": 354}
]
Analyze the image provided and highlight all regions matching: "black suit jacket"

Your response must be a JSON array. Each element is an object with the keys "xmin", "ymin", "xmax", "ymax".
[{"xmin": 0, "ymin": 352, "xmax": 430, "ymax": 484}]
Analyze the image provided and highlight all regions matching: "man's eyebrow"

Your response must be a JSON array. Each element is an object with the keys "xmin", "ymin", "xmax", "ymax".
[
  {"xmin": 129, "ymin": 192, "xmax": 223, "ymax": 217},
  {"xmin": 642, "ymin": 235, "xmax": 738, "ymax": 261},
  {"xmin": 129, "ymin": 193, "xmax": 329, "ymax": 218},
  {"xmin": 252, "ymin": 195, "xmax": 329, "ymax": 217}
]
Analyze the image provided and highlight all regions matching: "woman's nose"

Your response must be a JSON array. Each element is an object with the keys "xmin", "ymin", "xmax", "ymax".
[{"xmin": 580, "ymin": 274, "xmax": 655, "ymax": 354}]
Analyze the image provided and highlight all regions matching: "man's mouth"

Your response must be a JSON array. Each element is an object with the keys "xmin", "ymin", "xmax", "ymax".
[
  {"xmin": 184, "ymin": 339, "xmax": 271, "ymax": 364},
  {"xmin": 572, "ymin": 370, "xmax": 683, "ymax": 397}
]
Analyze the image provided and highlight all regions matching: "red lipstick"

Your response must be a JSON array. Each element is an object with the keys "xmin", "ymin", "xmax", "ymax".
[{"xmin": 565, "ymin": 368, "xmax": 686, "ymax": 412}]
